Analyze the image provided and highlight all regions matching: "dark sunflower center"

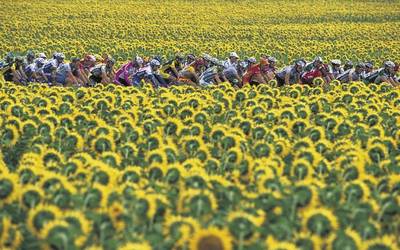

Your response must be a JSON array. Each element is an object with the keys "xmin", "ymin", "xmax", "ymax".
[{"xmin": 197, "ymin": 235, "xmax": 224, "ymax": 250}]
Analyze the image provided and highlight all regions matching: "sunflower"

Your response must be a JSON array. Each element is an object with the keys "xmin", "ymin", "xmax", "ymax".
[
  {"xmin": 0, "ymin": 221, "xmax": 22, "ymax": 250},
  {"xmin": 387, "ymin": 174, "xmax": 400, "ymax": 193},
  {"xmin": 164, "ymin": 216, "xmax": 201, "ymax": 247},
  {"xmin": 181, "ymin": 135, "xmax": 205, "ymax": 156},
  {"xmin": 294, "ymin": 181, "xmax": 319, "ymax": 213},
  {"xmin": 178, "ymin": 189, "xmax": 217, "ymax": 217},
  {"xmin": 291, "ymin": 159, "xmax": 312, "ymax": 181},
  {"xmin": 134, "ymin": 190, "xmax": 157, "ymax": 220},
  {"xmin": 195, "ymin": 144, "xmax": 211, "ymax": 162},
  {"xmin": 21, "ymin": 120, "xmax": 37, "ymax": 137},
  {"xmin": 367, "ymin": 143, "xmax": 387, "ymax": 164},
  {"xmin": 189, "ymin": 227, "xmax": 233, "ymax": 250},
  {"xmin": 39, "ymin": 219, "xmax": 73, "ymax": 250},
  {"xmin": 163, "ymin": 117, "xmax": 184, "ymax": 136},
  {"xmin": 0, "ymin": 217, "xmax": 11, "ymax": 246},
  {"xmin": 303, "ymin": 208, "xmax": 339, "ymax": 237},
  {"xmin": 39, "ymin": 171, "xmax": 76, "ymax": 195},
  {"xmin": 91, "ymin": 135, "xmax": 116, "ymax": 153},
  {"xmin": 182, "ymin": 158, "xmax": 203, "ymax": 170},
  {"xmin": 83, "ymin": 183, "xmax": 111, "ymax": 211},
  {"xmin": 211, "ymin": 125, "xmax": 227, "ymax": 141},
  {"xmin": 344, "ymin": 180, "xmax": 371, "ymax": 203},
  {"xmin": 292, "ymin": 137, "xmax": 315, "ymax": 151},
  {"xmin": 265, "ymin": 236, "xmax": 298, "ymax": 250},
  {"xmin": 41, "ymin": 148, "xmax": 64, "ymax": 167},
  {"xmin": 253, "ymin": 142, "xmax": 271, "ymax": 158},
  {"xmin": 225, "ymin": 147, "xmax": 243, "ymax": 164},
  {"xmin": 27, "ymin": 204, "xmax": 62, "ymax": 236},
  {"xmin": 118, "ymin": 241, "xmax": 153, "ymax": 250},
  {"xmin": 100, "ymin": 151, "xmax": 122, "ymax": 167},
  {"xmin": 63, "ymin": 211, "xmax": 91, "ymax": 247},
  {"xmin": 108, "ymin": 202, "xmax": 126, "ymax": 232},
  {"xmin": 2, "ymin": 124, "xmax": 20, "ymax": 146},
  {"xmin": 147, "ymin": 162, "xmax": 168, "ymax": 180},
  {"xmin": 19, "ymin": 184, "xmax": 44, "ymax": 208},
  {"xmin": 119, "ymin": 142, "xmax": 139, "ymax": 160},
  {"xmin": 0, "ymin": 172, "xmax": 19, "ymax": 204},
  {"xmin": 364, "ymin": 235, "xmax": 397, "ymax": 250},
  {"xmin": 227, "ymin": 211, "xmax": 264, "ymax": 244},
  {"xmin": 295, "ymin": 232, "xmax": 322, "ymax": 250},
  {"xmin": 165, "ymin": 164, "xmax": 187, "ymax": 184},
  {"xmin": 183, "ymin": 167, "xmax": 210, "ymax": 189},
  {"xmin": 119, "ymin": 166, "xmax": 142, "ymax": 184},
  {"xmin": 256, "ymin": 168, "xmax": 277, "ymax": 193}
]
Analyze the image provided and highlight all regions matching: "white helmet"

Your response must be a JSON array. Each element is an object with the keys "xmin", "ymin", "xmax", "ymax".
[
  {"xmin": 229, "ymin": 52, "xmax": 239, "ymax": 59},
  {"xmin": 135, "ymin": 56, "xmax": 144, "ymax": 64},
  {"xmin": 268, "ymin": 56, "xmax": 277, "ymax": 63},
  {"xmin": 56, "ymin": 53, "xmax": 65, "ymax": 60},
  {"xmin": 384, "ymin": 61, "xmax": 395, "ymax": 68},
  {"xmin": 247, "ymin": 57, "xmax": 257, "ymax": 64},
  {"xmin": 38, "ymin": 53, "xmax": 47, "ymax": 59},
  {"xmin": 314, "ymin": 56, "xmax": 323, "ymax": 63},
  {"xmin": 35, "ymin": 58, "xmax": 46, "ymax": 65},
  {"xmin": 202, "ymin": 53, "xmax": 212, "ymax": 61},
  {"xmin": 87, "ymin": 55, "xmax": 96, "ymax": 62},
  {"xmin": 150, "ymin": 59, "xmax": 161, "ymax": 67},
  {"xmin": 331, "ymin": 59, "xmax": 341, "ymax": 65},
  {"xmin": 295, "ymin": 60, "xmax": 305, "ymax": 68}
]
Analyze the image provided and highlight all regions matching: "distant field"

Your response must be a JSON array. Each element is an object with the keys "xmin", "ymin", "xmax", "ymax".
[
  {"xmin": 1, "ymin": 1, "xmax": 400, "ymax": 250},
  {"xmin": 1, "ymin": 0, "xmax": 399, "ymax": 64}
]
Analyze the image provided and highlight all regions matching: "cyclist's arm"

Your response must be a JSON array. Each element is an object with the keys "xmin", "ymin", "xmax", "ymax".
[{"xmin": 285, "ymin": 71, "xmax": 291, "ymax": 85}]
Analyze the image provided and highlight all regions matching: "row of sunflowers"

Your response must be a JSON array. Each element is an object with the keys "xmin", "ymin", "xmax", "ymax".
[
  {"xmin": 0, "ymin": 79, "xmax": 399, "ymax": 249},
  {"xmin": 1, "ymin": 0, "xmax": 399, "ymax": 64}
]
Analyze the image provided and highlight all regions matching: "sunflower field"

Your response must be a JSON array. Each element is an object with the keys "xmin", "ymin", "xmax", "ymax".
[
  {"xmin": 1, "ymin": 79, "xmax": 400, "ymax": 250},
  {"xmin": 1, "ymin": 0, "xmax": 400, "ymax": 250},
  {"xmin": 1, "ymin": 0, "xmax": 400, "ymax": 64}
]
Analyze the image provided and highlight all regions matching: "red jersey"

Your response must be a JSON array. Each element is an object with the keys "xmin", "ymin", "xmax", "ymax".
[{"xmin": 243, "ymin": 64, "xmax": 261, "ymax": 84}]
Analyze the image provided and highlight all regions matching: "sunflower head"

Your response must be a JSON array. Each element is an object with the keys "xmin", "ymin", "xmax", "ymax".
[
  {"xmin": 189, "ymin": 227, "xmax": 233, "ymax": 250},
  {"xmin": 303, "ymin": 208, "xmax": 339, "ymax": 237},
  {"xmin": 27, "ymin": 204, "xmax": 62, "ymax": 236},
  {"xmin": 227, "ymin": 211, "xmax": 264, "ymax": 244},
  {"xmin": 118, "ymin": 241, "xmax": 152, "ymax": 250}
]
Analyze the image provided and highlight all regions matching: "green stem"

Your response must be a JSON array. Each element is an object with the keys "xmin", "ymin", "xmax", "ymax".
[
  {"xmin": 196, "ymin": 198, "xmax": 203, "ymax": 218},
  {"xmin": 238, "ymin": 231, "xmax": 244, "ymax": 250}
]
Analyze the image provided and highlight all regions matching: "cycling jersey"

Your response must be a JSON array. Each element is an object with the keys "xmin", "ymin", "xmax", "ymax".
[
  {"xmin": 25, "ymin": 63, "xmax": 44, "ymax": 81},
  {"xmin": 55, "ymin": 63, "xmax": 72, "ymax": 85},
  {"xmin": 199, "ymin": 66, "xmax": 218, "ymax": 86},
  {"xmin": 161, "ymin": 60, "xmax": 183, "ymax": 78},
  {"xmin": 114, "ymin": 62, "xmax": 139, "ymax": 86},
  {"xmin": 336, "ymin": 69, "xmax": 362, "ymax": 83},
  {"xmin": 276, "ymin": 66, "xmax": 301, "ymax": 85},
  {"xmin": 242, "ymin": 64, "xmax": 262, "ymax": 85}
]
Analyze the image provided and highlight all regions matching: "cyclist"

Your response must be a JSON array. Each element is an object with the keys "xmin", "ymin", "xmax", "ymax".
[
  {"xmin": 1, "ymin": 53, "xmax": 15, "ymax": 82},
  {"xmin": 343, "ymin": 61, "xmax": 353, "ymax": 71},
  {"xmin": 373, "ymin": 61, "xmax": 398, "ymax": 86},
  {"xmin": 276, "ymin": 60, "xmax": 305, "ymax": 86},
  {"xmin": 55, "ymin": 57, "xmax": 82, "ymax": 86},
  {"xmin": 25, "ymin": 57, "xmax": 47, "ymax": 83},
  {"xmin": 223, "ymin": 52, "xmax": 241, "ymax": 86},
  {"xmin": 160, "ymin": 53, "xmax": 185, "ymax": 84},
  {"xmin": 199, "ymin": 58, "xmax": 224, "ymax": 87},
  {"xmin": 114, "ymin": 56, "xmax": 144, "ymax": 86},
  {"xmin": 329, "ymin": 59, "xmax": 343, "ymax": 79},
  {"xmin": 336, "ymin": 62, "xmax": 365, "ymax": 84},
  {"xmin": 242, "ymin": 57, "xmax": 266, "ymax": 86},
  {"xmin": 89, "ymin": 58, "xmax": 116, "ymax": 85},
  {"xmin": 43, "ymin": 53, "xmax": 65, "ymax": 85},
  {"xmin": 304, "ymin": 56, "xmax": 323, "ymax": 72}
]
